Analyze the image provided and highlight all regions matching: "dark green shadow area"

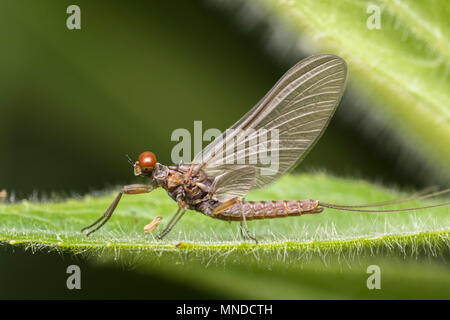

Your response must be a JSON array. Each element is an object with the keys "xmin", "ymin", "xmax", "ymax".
[
  {"xmin": 1, "ymin": 243, "xmax": 449, "ymax": 299},
  {"xmin": 0, "ymin": 244, "xmax": 225, "ymax": 299}
]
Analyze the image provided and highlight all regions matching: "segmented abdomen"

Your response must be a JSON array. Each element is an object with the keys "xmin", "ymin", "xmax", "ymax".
[{"xmin": 212, "ymin": 200, "xmax": 322, "ymax": 221}]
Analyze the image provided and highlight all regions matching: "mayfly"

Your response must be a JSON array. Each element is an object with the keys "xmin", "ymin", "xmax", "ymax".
[{"xmin": 82, "ymin": 54, "xmax": 450, "ymax": 243}]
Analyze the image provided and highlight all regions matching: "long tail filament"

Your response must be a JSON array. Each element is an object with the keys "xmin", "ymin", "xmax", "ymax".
[{"xmin": 318, "ymin": 188, "xmax": 450, "ymax": 213}]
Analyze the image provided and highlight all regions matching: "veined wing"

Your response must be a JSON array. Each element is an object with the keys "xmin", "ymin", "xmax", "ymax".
[
  {"xmin": 194, "ymin": 54, "xmax": 347, "ymax": 200},
  {"xmin": 211, "ymin": 165, "xmax": 255, "ymax": 202}
]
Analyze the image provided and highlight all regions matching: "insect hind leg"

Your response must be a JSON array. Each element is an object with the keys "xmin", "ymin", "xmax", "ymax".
[
  {"xmin": 239, "ymin": 201, "xmax": 258, "ymax": 244},
  {"xmin": 239, "ymin": 220, "xmax": 258, "ymax": 244}
]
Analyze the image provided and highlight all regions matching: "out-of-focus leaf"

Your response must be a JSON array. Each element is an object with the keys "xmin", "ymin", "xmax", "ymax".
[{"xmin": 234, "ymin": 0, "xmax": 450, "ymax": 182}]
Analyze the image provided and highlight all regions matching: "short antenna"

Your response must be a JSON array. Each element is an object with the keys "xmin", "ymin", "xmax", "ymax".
[{"xmin": 125, "ymin": 154, "xmax": 134, "ymax": 167}]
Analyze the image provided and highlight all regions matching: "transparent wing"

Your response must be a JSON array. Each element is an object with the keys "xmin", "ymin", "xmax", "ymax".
[
  {"xmin": 194, "ymin": 54, "xmax": 347, "ymax": 197},
  {"xmin": 211, "ymin": 165, "xmax": 255, "ymax": 202}
]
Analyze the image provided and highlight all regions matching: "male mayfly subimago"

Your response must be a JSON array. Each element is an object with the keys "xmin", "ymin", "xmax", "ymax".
[{"xmin": 82, "ymin": 54, "xmax": 450, "ymax": 243}]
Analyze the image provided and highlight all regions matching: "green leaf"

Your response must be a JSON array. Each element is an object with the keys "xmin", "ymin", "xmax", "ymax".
[
  {"xmin": 1, "ymin": 173, "xmax": 448, "ymax": 251},
  {"xmin": 1, "ymin": 173, "xmax": 449, "ymax": 298},
  {"xmin": 239, "ymin": 0, "xmax": 450, "ymax": 181},
  {"xmin": 2, "ymin": 173, "xmax": 449, "ymax": 298}
]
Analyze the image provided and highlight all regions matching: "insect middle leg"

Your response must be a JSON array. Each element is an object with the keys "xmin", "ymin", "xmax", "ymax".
[
  {"xmin": 157, "ymin": 207, "xmax": 186, "ymax": 240},
  {"xmin": 82, "ymin": 184, "xmax": 154, "ymax": 237}
]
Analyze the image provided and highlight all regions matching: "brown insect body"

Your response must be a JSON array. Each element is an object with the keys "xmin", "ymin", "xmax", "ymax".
[
  {"xmin": 151, "ymin": 163, "xmax": 214, "ymax": 210},
  {"xmin": 212, "ymin": 200, "xmax": 322, "ymax": 221},
  {"xmin": 151, "ymin": 163, "xmax": 321, "ymax": 221}
]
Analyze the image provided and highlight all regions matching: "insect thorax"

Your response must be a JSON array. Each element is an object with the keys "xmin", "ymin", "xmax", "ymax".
[{"xmin": 153, "ymin": 163, "xmax": 219, "ymax": 214}]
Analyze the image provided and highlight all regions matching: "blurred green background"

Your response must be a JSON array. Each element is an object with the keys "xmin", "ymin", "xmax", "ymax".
[
  {"xmin": 1, "ymin": 0, "xmax": 440, "ymax": 200},
  {"xmin": 0, "ymin": 0, "xmax": 448, "ymax": 299}
]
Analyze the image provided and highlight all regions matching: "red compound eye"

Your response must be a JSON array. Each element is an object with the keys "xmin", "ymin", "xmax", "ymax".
[{"xmin": 138, "ymin": 151, "xmax": 157, "ymax": 168}]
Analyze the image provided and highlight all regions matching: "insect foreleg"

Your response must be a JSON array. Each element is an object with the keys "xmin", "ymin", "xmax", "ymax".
[{"xmin": 81, "ymin": 184, "xmax": 154, "ymax": 236}]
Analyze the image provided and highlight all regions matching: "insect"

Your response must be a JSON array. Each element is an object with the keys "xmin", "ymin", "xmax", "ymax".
[{"xmin": 82, "ymin": 54, "xmax": 450, "ymax": 243}]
